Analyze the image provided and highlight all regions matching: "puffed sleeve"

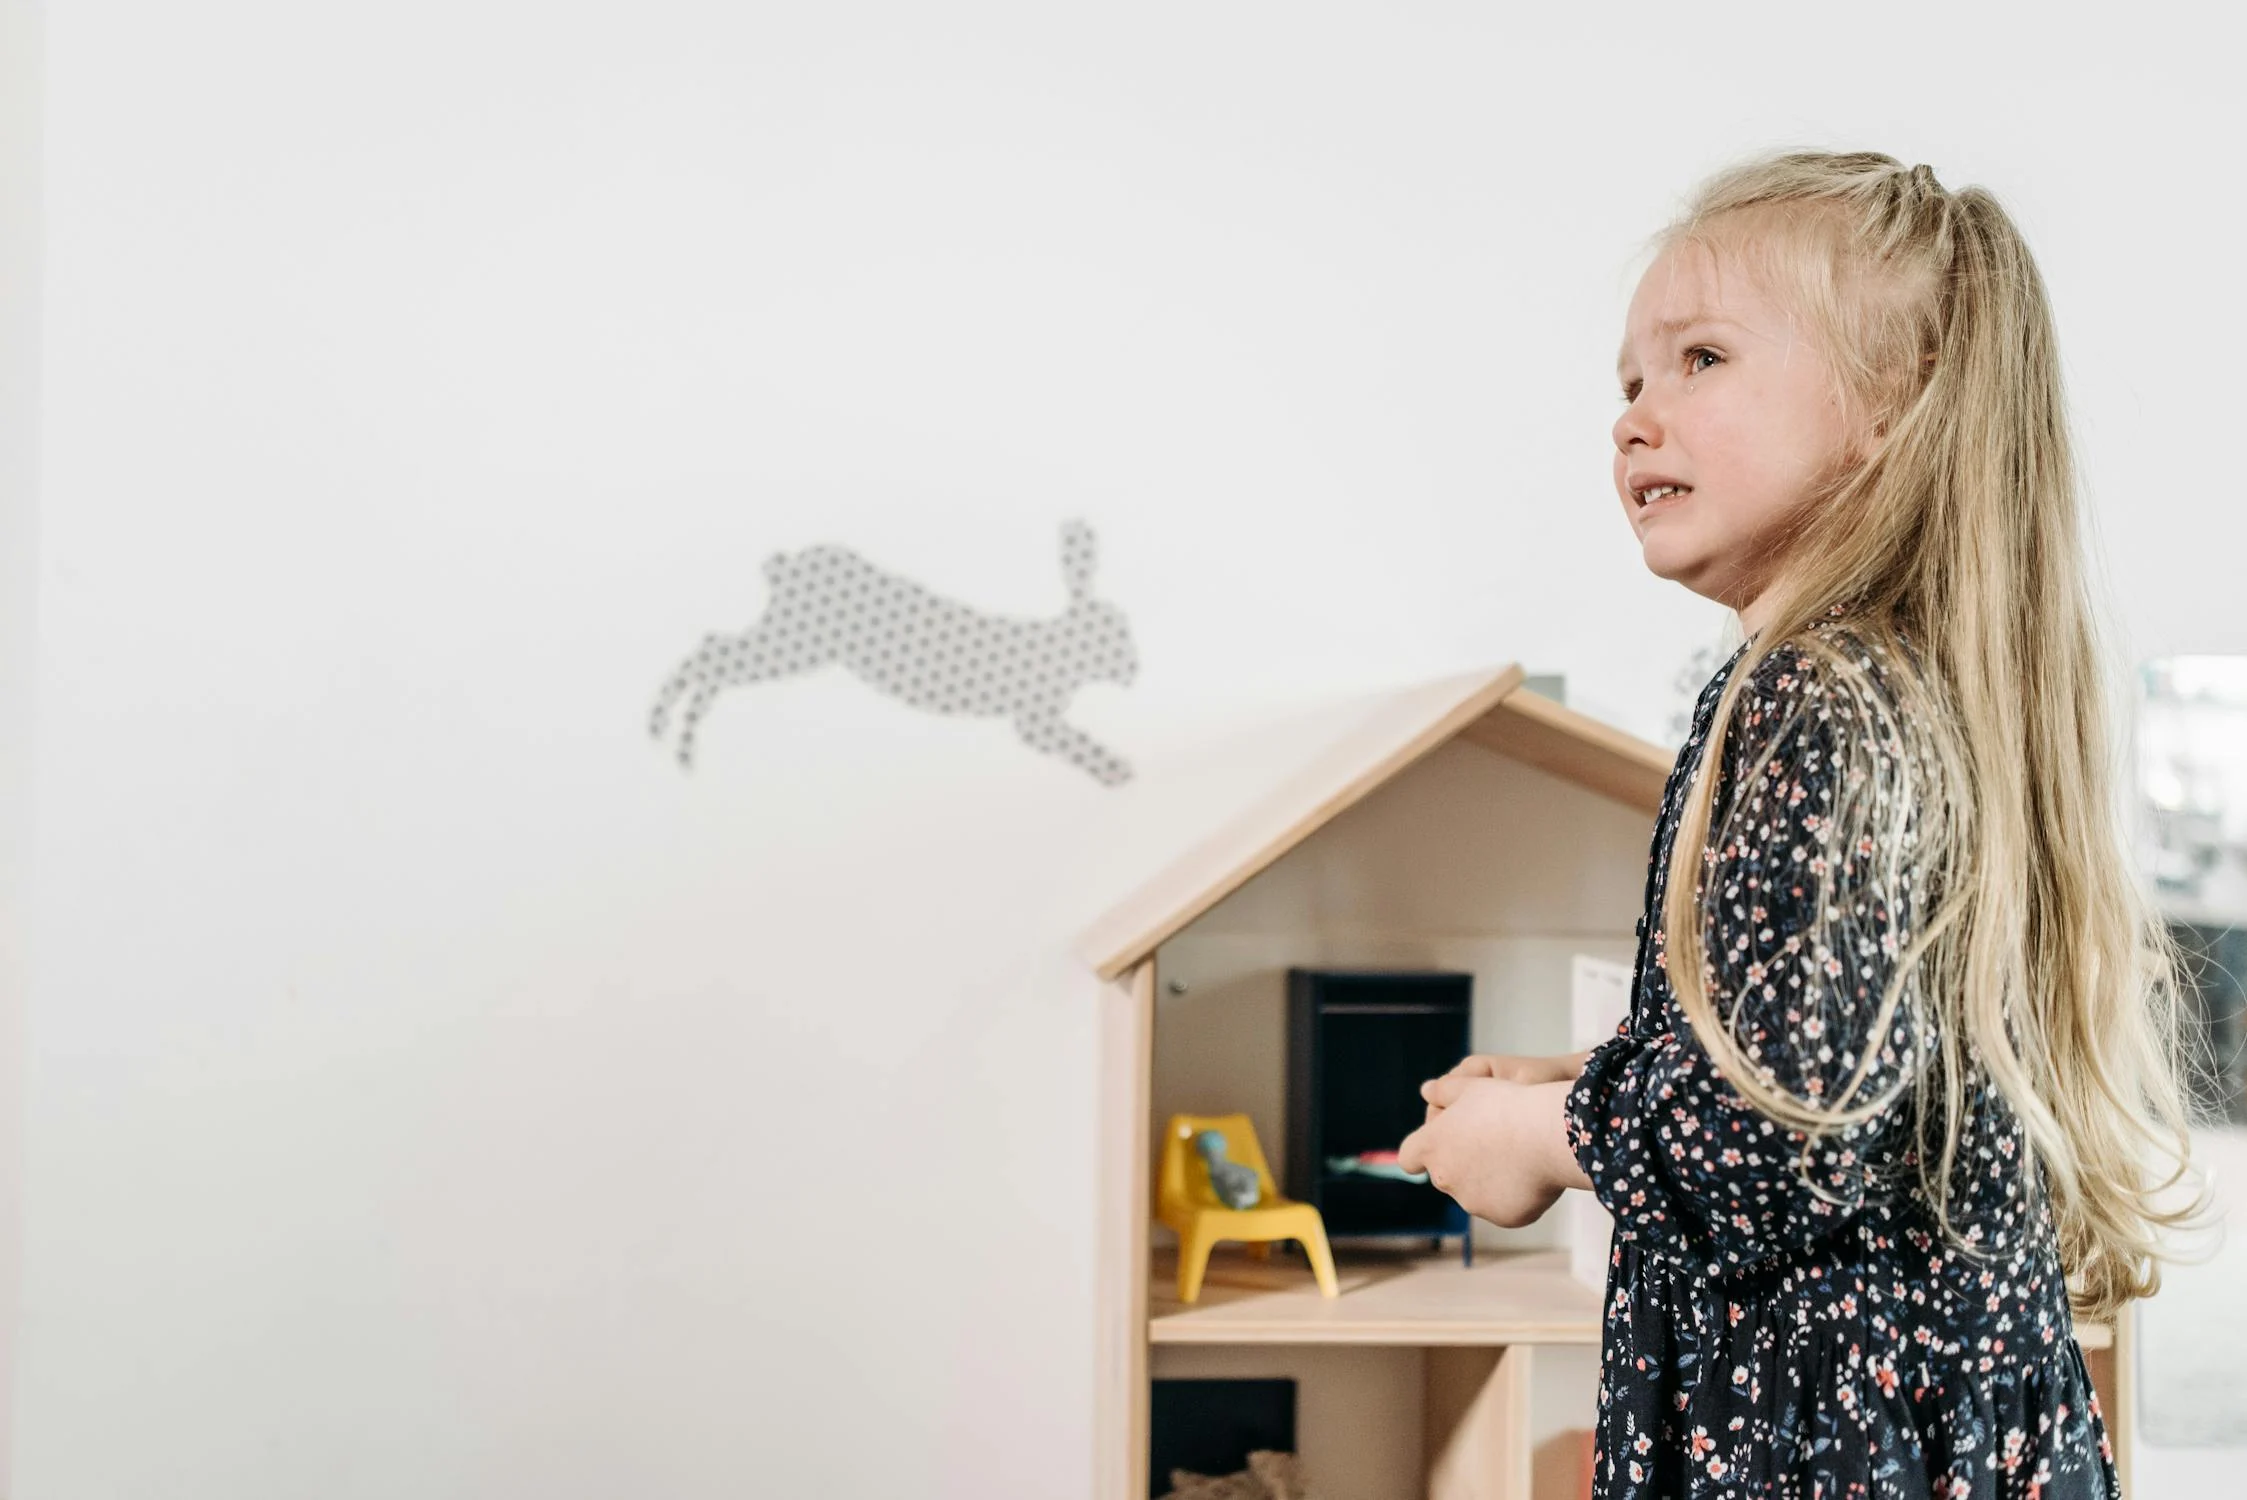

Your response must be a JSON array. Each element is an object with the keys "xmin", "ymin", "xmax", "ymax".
[{"xmin": 1564, "ymin": 638, "xmax": 1925, "ymax": 1277}]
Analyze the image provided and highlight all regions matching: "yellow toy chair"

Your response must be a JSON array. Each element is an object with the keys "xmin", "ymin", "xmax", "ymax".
[{"xmin": 1156, "ymin": 1113, "xmax": 1338, "ymax": 1304}]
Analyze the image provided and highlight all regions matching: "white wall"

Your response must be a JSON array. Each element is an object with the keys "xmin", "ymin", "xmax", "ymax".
[
  {"xmin": 18, "ymin": 5, "xmax": 2247, "ymax": 1497},
  {"xmin": 0, "ymin": 0, "xmax": 35, "ymax": 1483}
]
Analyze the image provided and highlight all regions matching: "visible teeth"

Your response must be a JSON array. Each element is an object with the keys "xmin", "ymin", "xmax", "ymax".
[{"xmin": 1641, "ymin": 484, "xmax": 1689, "ymax": 503}]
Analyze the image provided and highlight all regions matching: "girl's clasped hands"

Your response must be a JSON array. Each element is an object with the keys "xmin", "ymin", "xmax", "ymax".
[{"xmin": 1394, "ymin": 1051, "xmax": 1595, "ymax": 1229}]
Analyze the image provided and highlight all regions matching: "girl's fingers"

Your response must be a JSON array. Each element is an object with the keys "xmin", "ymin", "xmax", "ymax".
[{"xmin": 1421, "ymin": 1073, "xmax": 1470, "ymax": 1109}]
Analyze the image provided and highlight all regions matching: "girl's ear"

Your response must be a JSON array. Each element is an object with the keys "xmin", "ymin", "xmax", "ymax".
[{"xmin": 1853, "ymin": 410, "xmax": 1889, "ymax": 468}]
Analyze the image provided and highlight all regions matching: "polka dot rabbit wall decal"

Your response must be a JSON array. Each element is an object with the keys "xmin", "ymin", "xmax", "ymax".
[
  {"xmin": 1665, "ymin": 637, "xmax": 1735, "ymax": 746},
  {"xmin": 648, "ymin": 520, "xmax": 1140, "ymax": 785}
]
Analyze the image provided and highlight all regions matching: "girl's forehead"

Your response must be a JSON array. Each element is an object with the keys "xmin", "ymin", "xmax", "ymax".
[
  {"xmin": 1617, "ymin": 238, "xmax": 1797, "ymax": 364},
  {"xmin": 1632, "ymin": 239, "xmax": 1761, "ymax": 321}
]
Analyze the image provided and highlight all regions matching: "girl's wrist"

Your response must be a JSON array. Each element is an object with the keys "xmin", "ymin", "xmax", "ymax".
[
  {"xmin": 1555, "ymin": 1049, "xmax": 1592, "ymax": 1082},
  {"xmin": 1529, "ymin": 1079, "xmax": 1594, "ymax": 1193}
]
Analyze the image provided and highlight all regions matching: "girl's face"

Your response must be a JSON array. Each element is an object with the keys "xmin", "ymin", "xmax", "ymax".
[{"xmin": 1611, "ymin": 238, "xmax": 1870, "ymax": 635}]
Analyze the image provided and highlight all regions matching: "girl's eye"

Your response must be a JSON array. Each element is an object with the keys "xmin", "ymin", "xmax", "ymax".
[{"xmin": 1618, "ymin": 348, "xmax": 1722, "ymax": 404}]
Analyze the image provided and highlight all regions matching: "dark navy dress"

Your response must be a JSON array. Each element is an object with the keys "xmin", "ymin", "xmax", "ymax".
[{"xmin": 1564, "ymin": 617, "xmax": 2119, "ymax": 1499}]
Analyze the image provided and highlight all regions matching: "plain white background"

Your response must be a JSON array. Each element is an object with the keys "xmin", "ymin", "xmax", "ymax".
[{"xmin": 3, "ymin": 3, "xmax": 2243, "ymax": 1495}]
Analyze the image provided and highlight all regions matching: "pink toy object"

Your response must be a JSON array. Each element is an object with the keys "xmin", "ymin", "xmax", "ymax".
[{"xmin": 1321, "ymin": 1148, "xmax": 1429, "ymax": 1184}]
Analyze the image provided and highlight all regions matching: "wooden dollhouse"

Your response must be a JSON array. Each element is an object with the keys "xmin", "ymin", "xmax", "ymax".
[{"xmin": 1075, "ymin": 663, "xmax": 2130, "ymax": 1500}]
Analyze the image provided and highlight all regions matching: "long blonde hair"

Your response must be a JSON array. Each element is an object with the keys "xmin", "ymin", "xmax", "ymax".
[{"xmin": 1644, "ymin": 149, "xmax": 2203, "ymax": 1321}]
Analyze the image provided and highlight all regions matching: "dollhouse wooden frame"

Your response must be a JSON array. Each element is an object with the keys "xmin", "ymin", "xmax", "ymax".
[{"xmin": 1075, "ymin": 663, "xmax": 2129, "ymax": 1500}]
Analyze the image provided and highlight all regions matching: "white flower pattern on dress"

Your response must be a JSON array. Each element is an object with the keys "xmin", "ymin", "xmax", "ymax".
[{"xmin": 1564, "ymin": 613, "xmax": 2117, "ymax": 1499}]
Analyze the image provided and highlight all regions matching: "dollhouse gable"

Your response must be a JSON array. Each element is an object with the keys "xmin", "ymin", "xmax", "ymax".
[{"xmin": 1076, "ymin": 662, "xmax": 1674, "ymax": 981}]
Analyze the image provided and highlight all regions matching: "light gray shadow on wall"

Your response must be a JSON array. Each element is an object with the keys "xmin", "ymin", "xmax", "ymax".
[{"xmin": 650, "ymin": 519, "xmax": 1138, "ymax": 785}]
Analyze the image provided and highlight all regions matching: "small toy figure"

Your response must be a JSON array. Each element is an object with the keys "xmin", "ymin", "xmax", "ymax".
[{"xmin": 1195, "ymin": 1129, "xmax": 1262, "ymax": 1209}]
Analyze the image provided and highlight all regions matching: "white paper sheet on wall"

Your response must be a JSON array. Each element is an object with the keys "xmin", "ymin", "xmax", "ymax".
[{"xmin": 1568, "ymin": 954, "xmax": 1633, "ymax": 1290}]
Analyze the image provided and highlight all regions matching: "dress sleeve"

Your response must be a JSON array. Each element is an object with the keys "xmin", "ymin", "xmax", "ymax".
[{"xmin": 1564, "ymin": 640, "xmax": 1924, "ymax": 1277}]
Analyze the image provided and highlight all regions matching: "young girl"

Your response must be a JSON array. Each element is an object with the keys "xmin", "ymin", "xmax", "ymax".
[{"xmin": 1396, "ymin": 151, "xmax": 2202, "ymax": 1498}]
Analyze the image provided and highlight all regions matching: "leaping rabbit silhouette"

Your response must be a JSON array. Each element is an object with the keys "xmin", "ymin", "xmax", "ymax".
[{"xmin": 650, "ymin": 520, "xmax": 1139, "ymax": 785}]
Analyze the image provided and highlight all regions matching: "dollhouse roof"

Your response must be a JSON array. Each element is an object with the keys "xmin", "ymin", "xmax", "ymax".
[{"xmin": 1077, "ymin": 662, "xmax": 1679, "ymax": 982}]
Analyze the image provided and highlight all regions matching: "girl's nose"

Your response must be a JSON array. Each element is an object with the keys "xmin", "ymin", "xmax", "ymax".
[{"xmin": 1613, "ymin": 393, "xmax": 1660, "ymax": 454}]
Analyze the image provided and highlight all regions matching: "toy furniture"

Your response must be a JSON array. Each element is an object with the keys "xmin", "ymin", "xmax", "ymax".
[
  {"xmin": 1158, "ymin": 1113, "xmax": 1338, "ymax": 1304},
  {"xmin": 1073, "ymin": 663, "xmax": 2132, "ymax": 1499},
  {"xmin": 1286, "ymin": 967, "xmax": 1473, "ymax": 1264}
]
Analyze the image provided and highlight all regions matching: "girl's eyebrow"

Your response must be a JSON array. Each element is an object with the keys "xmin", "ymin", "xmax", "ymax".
[{"xmin": 1615, "ymin": 312, "xmax": 1736, "ymax": 378}]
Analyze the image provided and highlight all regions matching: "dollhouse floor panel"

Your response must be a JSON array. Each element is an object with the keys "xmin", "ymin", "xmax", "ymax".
[
  {"xmin": 1149, "ymin": 1246, "xmax": 1601, "ymax": 1346},
  {"xmin": 1147, "ymin": 1245, "xmax": 2109, "ymax": 1350}
]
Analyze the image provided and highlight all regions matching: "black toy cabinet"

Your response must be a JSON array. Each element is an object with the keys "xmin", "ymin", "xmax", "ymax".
[{"xmin": 1283, "ymin": 968, "xmax": 1473, "ymax": 1259}]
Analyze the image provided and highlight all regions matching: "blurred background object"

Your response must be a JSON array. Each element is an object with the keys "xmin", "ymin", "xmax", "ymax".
[{"xmin": 2134, "ymin": 656, "xmax": 2247, "ymax": 1449}]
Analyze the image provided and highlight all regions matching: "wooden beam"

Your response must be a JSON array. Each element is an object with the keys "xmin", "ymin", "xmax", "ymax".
[
  {"xmin": 1425, "ymin": 1345, "xmax": 1532, "ymax": 1500},
  {"xmin": 1093, "ymin": 961, "xmax": 1157, "ymax": 1500},
  {"xmin": 1455, "ymin": 690, "xmax": 1673, "ymax": 816}
]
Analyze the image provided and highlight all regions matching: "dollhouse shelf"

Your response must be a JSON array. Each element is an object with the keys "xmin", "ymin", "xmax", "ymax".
[
  {"xmin": 1148, "ymin": 1245, "xmax": 2112, "ymax": 1351},
  {"xmin": 1148, "ymin": 1246, "xmax": 1600, "ymax": 1347}
]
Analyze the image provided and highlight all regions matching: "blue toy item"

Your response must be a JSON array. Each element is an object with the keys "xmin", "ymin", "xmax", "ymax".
[{"xmin": 1195, "ymin": 1128, "xmax": 1263, "ymax": 1210}]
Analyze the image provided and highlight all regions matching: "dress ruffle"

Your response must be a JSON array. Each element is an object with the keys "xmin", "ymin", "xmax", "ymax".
[{"xmin": 1592, "ymin": 1244, "xmax": 2116, "ymax": 1499}]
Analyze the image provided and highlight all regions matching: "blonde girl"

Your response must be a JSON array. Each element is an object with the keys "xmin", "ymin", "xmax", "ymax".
[{"xmin": 1398, "ymin": 149, "xmax": 2201, "ymax": 1498}]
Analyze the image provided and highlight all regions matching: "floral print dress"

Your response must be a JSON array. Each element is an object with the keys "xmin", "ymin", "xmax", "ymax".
[{"xmin": 1564, "ymin": 617, "xmax": 2119, "ymax": 1499}]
